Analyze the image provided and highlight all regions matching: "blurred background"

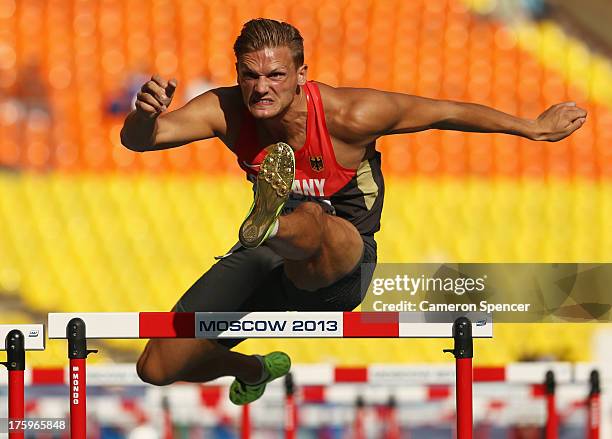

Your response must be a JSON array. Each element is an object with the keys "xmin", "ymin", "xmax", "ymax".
[{"xmin": 1, "ymin": 0, "xmax": 612, "ymax": 437}]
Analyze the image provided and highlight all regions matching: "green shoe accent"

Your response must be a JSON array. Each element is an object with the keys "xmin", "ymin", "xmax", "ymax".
[
  {"xmin": 229, "ymin": 351, "xmax": 292, "ymax": 405},
  {"xmin": 239, "ymin": 142, "xmax": 295, "ymax": 248}
]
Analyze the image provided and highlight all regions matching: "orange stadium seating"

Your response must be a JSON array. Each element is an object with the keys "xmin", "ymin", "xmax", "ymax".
[{"xmin": 0, "ymin": 0, "xmax": 610, "ymax": 177}]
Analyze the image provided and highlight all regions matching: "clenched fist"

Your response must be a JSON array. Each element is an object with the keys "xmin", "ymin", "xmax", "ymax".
[
  {"xmin": 533, "ymin": 102, "xmax": 587, "ymax": 142},
  {"xmin": 135, "ymin": 75, "xmax": 177, "ymax": 118}
]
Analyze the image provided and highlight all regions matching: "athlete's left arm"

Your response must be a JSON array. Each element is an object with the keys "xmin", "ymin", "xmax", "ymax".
[{"xmin": 341, "ymin": 88, "xmax": 587, "ymax": 142}]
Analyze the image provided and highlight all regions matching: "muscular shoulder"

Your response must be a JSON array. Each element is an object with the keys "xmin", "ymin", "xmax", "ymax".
[
  {"xmin": 314, "ymin": 82, "xmax": 399, "ymax": 144},
  {"xmin": 182, "ymin": 85, "xmax": 246, "ymax": 142},
  {"xmin": 207, "ymin": 85, "xmax": 244, "ymax": 110},
  {"xmin": 190, "ymin": 86, "xmax": 243, "ymax": 126}
]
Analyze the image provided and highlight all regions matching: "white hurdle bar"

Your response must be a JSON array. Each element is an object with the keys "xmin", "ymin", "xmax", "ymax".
[
  {"xmin": 47, "ymin": 311, "xmax": 493, "ymax": 339},
  {"xmin": 1, "ymin": 325, "xmax": 45, "ymax": 350}
]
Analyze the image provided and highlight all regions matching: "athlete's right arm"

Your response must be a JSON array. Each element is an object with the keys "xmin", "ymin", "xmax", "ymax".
[{"xmin": 120, "ymin": 75, "xmax": 226, "ymax": 152}]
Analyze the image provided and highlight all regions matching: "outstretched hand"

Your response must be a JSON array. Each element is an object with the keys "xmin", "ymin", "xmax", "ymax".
[{"xmin": 533, "ymin": 102, "xmax": 587, "ymax": 142}]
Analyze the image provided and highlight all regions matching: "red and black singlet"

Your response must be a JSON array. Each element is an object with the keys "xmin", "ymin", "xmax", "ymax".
[{"xmin": 233, "ymin": 81, "xmax": 384, "ymax": 236}]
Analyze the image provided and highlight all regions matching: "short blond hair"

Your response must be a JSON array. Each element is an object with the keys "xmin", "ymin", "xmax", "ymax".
[{"xmin": 233, "ymin": 18, "xmax": 304, "ymax": 68}]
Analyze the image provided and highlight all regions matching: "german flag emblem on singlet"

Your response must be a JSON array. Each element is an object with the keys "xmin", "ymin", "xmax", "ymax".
[{"xmin": 310, "ymin": 155, "xmax": 324, "ymax": 172}]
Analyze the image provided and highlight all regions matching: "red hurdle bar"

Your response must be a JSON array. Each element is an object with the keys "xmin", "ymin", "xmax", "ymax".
[
  {"xmin": 587, "ymin": 370, "xmax": 600, "ymax": 439},
  {"xmin": 3, "ymin": 330, "xmax": 25, "ymax": 439}
]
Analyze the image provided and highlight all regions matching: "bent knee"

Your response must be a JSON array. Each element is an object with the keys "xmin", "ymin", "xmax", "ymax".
[
  {"xmin": 297, "ymin": 202, "xmax": 328, "ymax": 240},
  {"xmin": 136, "ymin": 346, "xmax": 175, "ymax": 386}
]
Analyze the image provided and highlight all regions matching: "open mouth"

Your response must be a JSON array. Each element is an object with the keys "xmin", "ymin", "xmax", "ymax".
[{"xmin": 252, "ymin": 97, "xmax": 274, "ymax": 106}]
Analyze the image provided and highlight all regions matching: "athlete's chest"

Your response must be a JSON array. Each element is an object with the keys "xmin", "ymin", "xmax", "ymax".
[
  {"xmin": 242, "ymin": 132, "xmax": 363, "ymax": 202},
  {"xmin": 241, "ymin": 142, "xmax": 331, "ymax": 197},
  {"xmin": 237, "ymin": 122, "xmax": 358, "ymax": 173}
]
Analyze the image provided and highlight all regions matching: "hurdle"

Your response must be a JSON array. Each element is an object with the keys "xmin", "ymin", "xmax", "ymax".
[
  {"xmin": 0, "ymin": 324, "xmax": 45, "ymax": 439},
  {"xmin": 541, "ymin": 368, "xmax": 602, "ymax": 439},
  {"xmin": 6, "ymin": 360, "xmax": 601, "ymax": 436},
  {"xmin": 545, "ymin": 370, "xmax": 558, "ymax": 439},
  {"xmin": 47, "ymin": 311, "xmax": 493, "ymax": 439}
]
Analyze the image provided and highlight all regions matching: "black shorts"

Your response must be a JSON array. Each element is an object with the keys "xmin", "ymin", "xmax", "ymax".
[{"xmin": 175, "ymin": 235, "xmax": 377, "ymax": 348}]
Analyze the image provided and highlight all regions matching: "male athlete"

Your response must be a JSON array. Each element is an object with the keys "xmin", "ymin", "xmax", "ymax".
[{"xmin": 121, "ymin": 19, "xmax": 587, "ymax": 404}]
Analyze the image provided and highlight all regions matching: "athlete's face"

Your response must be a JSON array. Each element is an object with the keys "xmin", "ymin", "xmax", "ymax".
[{"xmin": 236, "ymin": 46, "xmax": 307, "ymax": 119}]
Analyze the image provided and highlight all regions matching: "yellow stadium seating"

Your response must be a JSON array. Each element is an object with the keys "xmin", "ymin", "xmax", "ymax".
[{"xmin": 1, "ymin": 172, "xmax": 607, "ymax": 364}]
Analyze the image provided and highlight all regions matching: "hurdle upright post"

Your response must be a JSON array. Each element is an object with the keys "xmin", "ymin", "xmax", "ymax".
[
  {"xmin": 587, "ymin": 370, "xmax": 600, "ymax": 439},
  {"xmin": 66, "ymin": 318, "xmax": 97, "ymax": 439},
  {"xmin": 444, "ymin": 316, "xmax": 473, "ymax": 439},
  {"xmin": 544, "ymin": 370, "xmax": 558, "ymax": 439},
  {"xmin": 241, "ymin": 404, "xmax": 251, "ymax": 439},
  {"xmin": 161, "ymin": 395, "xmax": 174, "ymax": 439},
  {"xmin": 284, "ymin": 372, "xmax": 297, "ymax": 439},
  {"xmin": 384, "ymin": 396, "xmax": 400, "ymax": 439},
  {"xmin": 2, "ymin": 330, "xmax": 25, "ymax": 439},
  {"xmin": 354, "ymin": 395, "xmax": 366, "ymax": 439}
]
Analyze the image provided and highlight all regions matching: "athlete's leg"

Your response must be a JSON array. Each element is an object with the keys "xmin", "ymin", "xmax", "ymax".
[
  {"xmin": 237, "ymin": 143, "xmax": 365, "ymax": 291},
  {"xmin": 136, "ymin": 244, "xmax": 287, "ymax": 386},
  {"xmin": 136, "ymin": 337, "xmax": 262, "ymax": 386},
  {"xmin": 266, "ymin": 201, "xmax": 364, "ymax": 291}
]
